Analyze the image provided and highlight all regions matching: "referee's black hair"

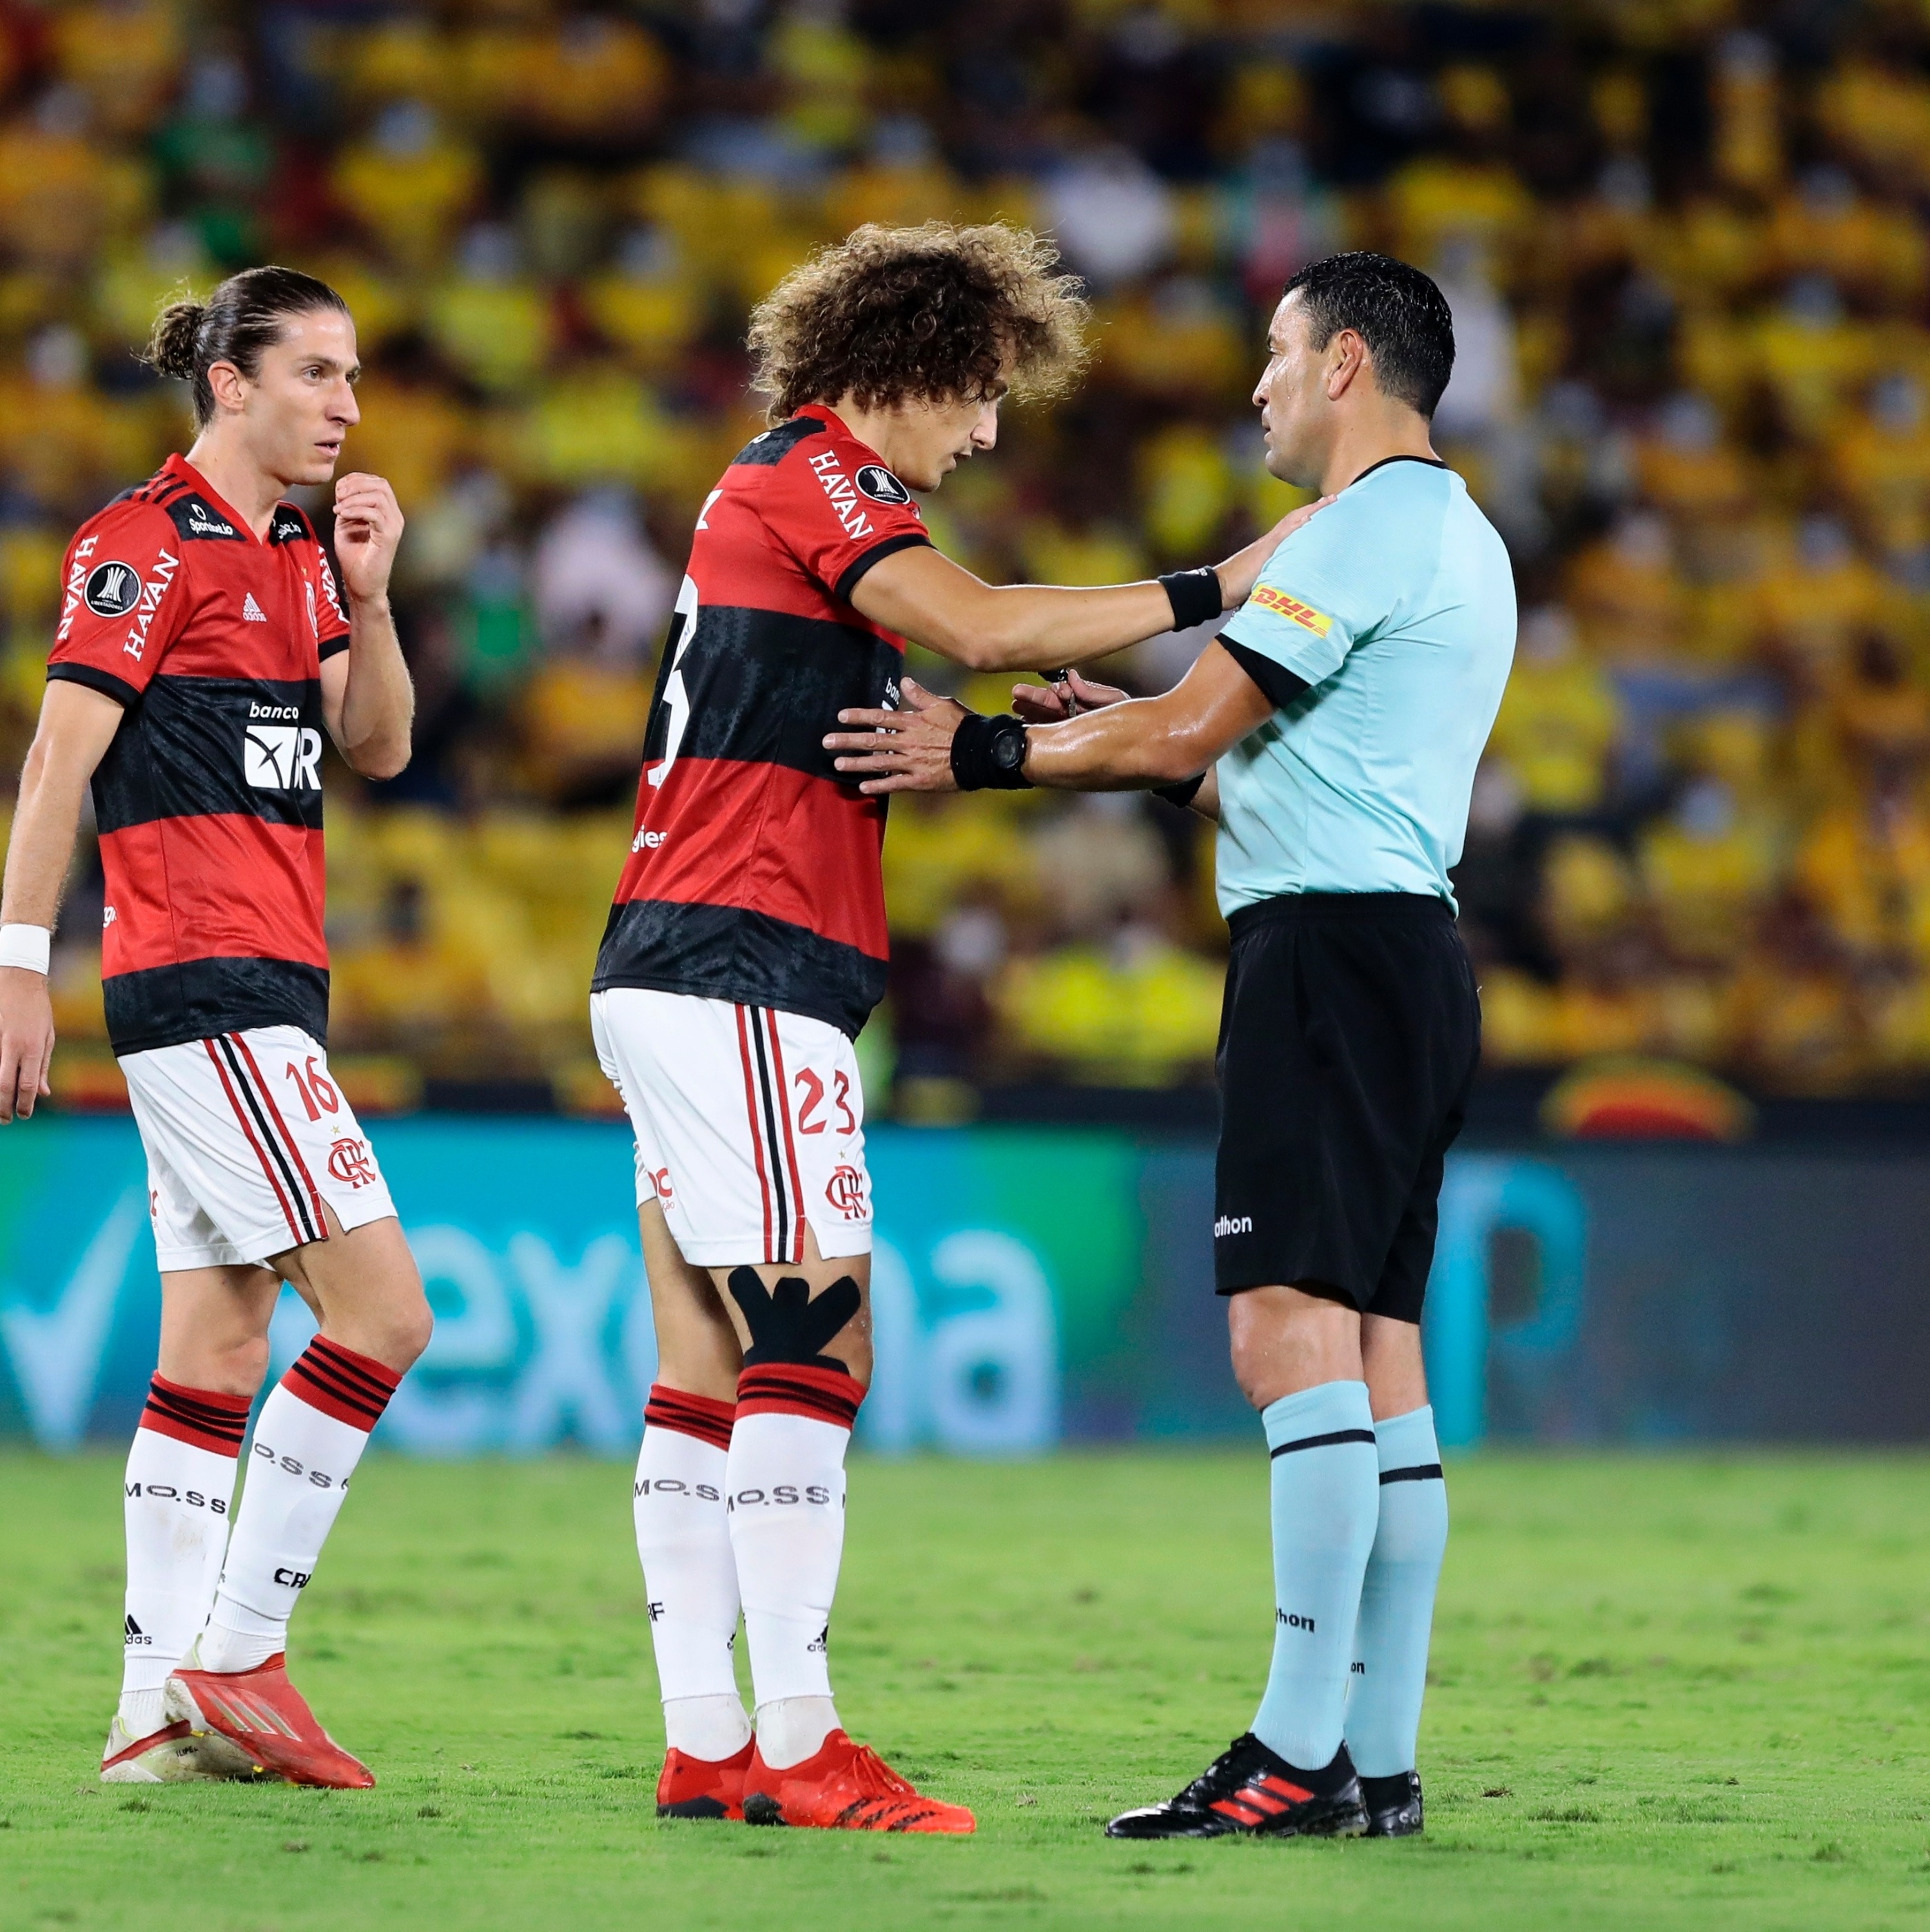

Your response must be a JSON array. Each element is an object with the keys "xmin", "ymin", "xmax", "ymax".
[
  {"xmin": 1281, "ymin": 253, "xmax": 1455, "ymax": 420},
  {"xmin": 142, "ymin": 267, "xmax": 352, "ymax": 430}
]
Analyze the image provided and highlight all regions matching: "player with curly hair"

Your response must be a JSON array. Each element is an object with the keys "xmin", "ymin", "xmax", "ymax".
[{"xmin": 594, "ymin": 221, "xmax": 1314, "ymax": 1833}]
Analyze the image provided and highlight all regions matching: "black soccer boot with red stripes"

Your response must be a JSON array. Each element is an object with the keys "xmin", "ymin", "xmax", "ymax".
[
  {"xmin": 1105, "ymin": 1735, "xmax": 1368, "ymax": 1840},
  {"xmin": 1361, "ymin": 1769, "xmax": 1424, "ymax": 1837}
]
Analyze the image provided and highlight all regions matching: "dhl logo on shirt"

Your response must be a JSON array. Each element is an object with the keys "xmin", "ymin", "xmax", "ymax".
[{"xmin": 1249, "ymin": 584, "xmax": 1334, "ymax": 636}]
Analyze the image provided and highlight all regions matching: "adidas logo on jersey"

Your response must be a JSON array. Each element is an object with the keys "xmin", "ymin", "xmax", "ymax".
[{"xmin": 242, "ymin": 593, "xmax": 267, "ymax": 623}]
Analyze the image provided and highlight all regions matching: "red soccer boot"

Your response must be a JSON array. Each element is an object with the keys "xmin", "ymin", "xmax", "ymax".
[
  {"xmin": 100, "ymin": 1713, "xmax": 261, "ymax": 1784},
  {"xmin": 656, "ymin": 1739, "xmax": 754, "ymax": 1819},
  {"xmin": 164, "ymin": 1653, "xmax": 374, "ymax": 1788},
  {"xmin": 742, "ymin": 1729, "xmax": 975, "ymax": 1833}
]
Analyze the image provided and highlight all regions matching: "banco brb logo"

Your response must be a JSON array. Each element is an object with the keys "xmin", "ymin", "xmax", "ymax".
[{"xmin": 244, "ymin": 724, "xmax": 323, "ymax": 791}]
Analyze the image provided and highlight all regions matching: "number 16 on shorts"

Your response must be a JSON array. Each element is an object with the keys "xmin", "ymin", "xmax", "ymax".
[{"xmin": 119, "ymin": 1026, "xmax": 398, "ymax": 1270}]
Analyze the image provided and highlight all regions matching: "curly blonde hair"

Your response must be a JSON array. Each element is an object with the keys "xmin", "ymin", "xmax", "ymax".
[{"xmin": 747, "ymin": 221, "xmax": 1090, "ymax": 423}]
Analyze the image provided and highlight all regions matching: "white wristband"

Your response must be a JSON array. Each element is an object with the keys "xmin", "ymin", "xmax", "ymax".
[{"xmin": 0, "ymin": 925, "xmax": 51, "ymax": 974}]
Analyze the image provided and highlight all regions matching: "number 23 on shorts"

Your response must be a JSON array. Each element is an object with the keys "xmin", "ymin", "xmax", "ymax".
[{"xmin": 792, "ymin": 1065, "xmax": 858, "ymax": 1138}]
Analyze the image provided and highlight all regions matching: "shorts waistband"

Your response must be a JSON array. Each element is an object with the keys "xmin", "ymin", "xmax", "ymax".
[{"xmin": 1226, "ymin": 891, "xmax": 1454, "ymax": 939}]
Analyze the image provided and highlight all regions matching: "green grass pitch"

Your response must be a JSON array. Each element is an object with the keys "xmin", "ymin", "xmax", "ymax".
[{"xmin": 2, "ymin": 1450, "xmax": 1926, "ymax": 1931}]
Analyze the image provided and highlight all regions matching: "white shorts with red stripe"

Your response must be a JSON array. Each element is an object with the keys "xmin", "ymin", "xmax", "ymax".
[
  {"xmin": 590, "ymin": 988, "xmax": 872, "ymax": 1268},
  {"xmin": 119, "ymin": 1026, "xmax": 397, "ymax": 1271}
]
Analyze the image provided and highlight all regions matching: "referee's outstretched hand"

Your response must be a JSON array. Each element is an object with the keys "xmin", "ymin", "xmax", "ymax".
[{"xmin": 826, "ymin": 677, "xmax": 969, "ymax": 794}]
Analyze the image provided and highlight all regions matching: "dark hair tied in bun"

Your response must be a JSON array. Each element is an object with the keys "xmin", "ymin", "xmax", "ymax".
[
  {"xmin": 137, "ymin": 267, "xmax": 350, "ymax": 429},
  {"xmin": 142, "ymin": 297, "xmax": 206, "ymax": 382}
]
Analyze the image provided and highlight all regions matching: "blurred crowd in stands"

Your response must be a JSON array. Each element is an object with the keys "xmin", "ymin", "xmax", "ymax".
[{"xmin": 7, "ymin": 0, "xmax": 1930, "ymax": 1109}]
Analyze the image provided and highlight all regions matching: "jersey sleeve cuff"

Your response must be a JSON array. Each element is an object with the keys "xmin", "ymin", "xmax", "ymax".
[
  {"xmin": 1220, "ymin": 638, "xmax": 1311, "ymax": 712},
  {"xmin": 318, "ymin": 634, "xmax": 351, "ymax": 661},
  {"xmin": 834, "ymin": 531, "xmax": 931, "ymax": 605},
  {"xmin": 47, "ymin": 661, "xmax": 139, "ymax": 708}
]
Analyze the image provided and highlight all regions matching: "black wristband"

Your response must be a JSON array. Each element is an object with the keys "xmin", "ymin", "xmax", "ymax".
[
  {"xmin": 1153, "ymin": 773, "xmax": 1206, "ymax": 810},
  {"xmin": 1158, "ymin": 567, "xmax": 1223, "ymax": 631},
  {"xmin": 951, "ymin": 712, "xmax": 1034, "ymax": 791}
]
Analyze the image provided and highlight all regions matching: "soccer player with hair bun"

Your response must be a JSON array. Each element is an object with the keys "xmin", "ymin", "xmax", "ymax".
[
  {"xmin": 0, "ymin": 268, "xmax": 427, "ymax": 1788},
  {"xmin": 594, "ymin": 220, "xmax": 1319, "ymax": 1831}
]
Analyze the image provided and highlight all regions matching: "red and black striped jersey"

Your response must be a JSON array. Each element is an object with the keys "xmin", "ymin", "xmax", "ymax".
[
  {"xmin": 593, "ymin": 406, "xmax": 932, "ymax": 1035},
  {"xmin": 47, "ymin": 454, "xmax": 351, "ymax": 1055}
]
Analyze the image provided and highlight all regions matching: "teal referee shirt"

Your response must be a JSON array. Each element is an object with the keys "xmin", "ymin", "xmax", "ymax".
[{"xmin": 1212, "ymin": 456, "xmax": 1516, "ymax": 915}]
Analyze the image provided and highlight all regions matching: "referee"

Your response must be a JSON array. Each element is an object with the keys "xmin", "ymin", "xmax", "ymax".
[{"xmin": 827, "ymin": 252, "xmax": 1517, "ymax": 1842}]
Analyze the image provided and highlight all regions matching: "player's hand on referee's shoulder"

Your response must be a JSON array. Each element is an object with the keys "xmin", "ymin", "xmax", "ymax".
[
  {"xmin": 1212, "ymin": 492, "xmax": 1334, "ymax": 608},
  {"xmin": 826, "ymin": 677, "xmax": 970, "ymax": 795},
  {"xmin": 330, "ymin": 473, "xmax": 404, "ymax": 604}
]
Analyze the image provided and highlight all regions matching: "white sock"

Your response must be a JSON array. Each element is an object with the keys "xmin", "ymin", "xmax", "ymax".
[
  {"xmin": 728, "ymin": 1364, "xmax": 864, "ymax": 1769},
  {"xmin": 119, "ymin": 1376, "xmax": 250, "ymax": 1735},
  {"xmin": 636, "ymin": 1385, "xmax": 750, "ymax": 1760},
  {"xmin": 755, "ymin": 1696, "xmax": 842, "ymax": 1768},
  {"xmin": 197, "ymin": 1337, "xmax": 398, "ymax": 1675},
  {"xmin": 664, "ymin": 1695, "xmax": 754, "ymax": 1761}
]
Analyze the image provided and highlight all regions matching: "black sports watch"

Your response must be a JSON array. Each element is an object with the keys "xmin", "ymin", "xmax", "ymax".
[{"xmin": 951, "ymin": 712, "xmax": 1034, "ymax": 791}]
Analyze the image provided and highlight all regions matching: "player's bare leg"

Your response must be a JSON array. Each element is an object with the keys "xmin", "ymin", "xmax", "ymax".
[
  {"xmin": 165, "ymin": 1205, "xmax": 429, "ymax": 1788},
  {"xmin": 634, "ymin": 1199, "xmax": 756, "ymax": 1818},
  {"xmin": 274, "ymin": 1207, "xmax": 433, "ymax": 1368},
  {"xmin": 105, "ymin": 1262, "xmax": 279, "ymax": 1782},
  {"xmin": 643, "ymin": 1200, "xmax": 743, "ymax": 1401}
]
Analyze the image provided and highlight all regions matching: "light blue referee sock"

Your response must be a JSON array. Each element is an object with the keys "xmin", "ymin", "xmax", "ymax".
[
  {"xmin": 1345, "ymin": 1404, "xmax": 1448, "ymax": 1777},
  {"xmin": 1249, "ymin": 1380, "xmax": 1380, "ymax": 1770}
]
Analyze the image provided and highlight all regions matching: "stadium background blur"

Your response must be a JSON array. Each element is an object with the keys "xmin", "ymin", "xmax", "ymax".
[
  {"xmin": 5, "ymin": 21, "xmax": 1927, "ymax": 1922},
  {"xmin": 12, "ymin": 0, "xmax": 1930, "ymax": 1126}
]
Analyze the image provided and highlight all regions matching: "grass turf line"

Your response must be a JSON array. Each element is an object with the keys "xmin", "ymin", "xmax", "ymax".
[{"xmin": 1, "ymin": 1451, "xmax": 1926, "ymax": 1931}]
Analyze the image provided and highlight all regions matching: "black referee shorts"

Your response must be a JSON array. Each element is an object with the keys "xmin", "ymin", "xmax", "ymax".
[{"xmin": 1213, "ymin": 891, "xmax": 1481, "ymax": 1323}]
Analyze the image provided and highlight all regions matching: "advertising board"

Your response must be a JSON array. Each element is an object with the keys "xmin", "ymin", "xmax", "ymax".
[{"xmin": 2, "ymin": 1120, "xmax": 1924, "ymax": 1451}]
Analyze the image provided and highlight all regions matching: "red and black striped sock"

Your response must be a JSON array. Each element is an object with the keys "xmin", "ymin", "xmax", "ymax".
[
  {"xmin": 735, "ymin": 1363, "xmax": 866, "ymax": 1430},
  {"xmin": 644, "ymin": 1383, "xmax": 736, "ymax": 1452},
  {"xmin": 139, "ymin": 1373, "xmax": 251, "ymax": 1455},
  {"xmin": 282, "ymin": 1336, "xmax": 400, "ymax": 1431}
]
